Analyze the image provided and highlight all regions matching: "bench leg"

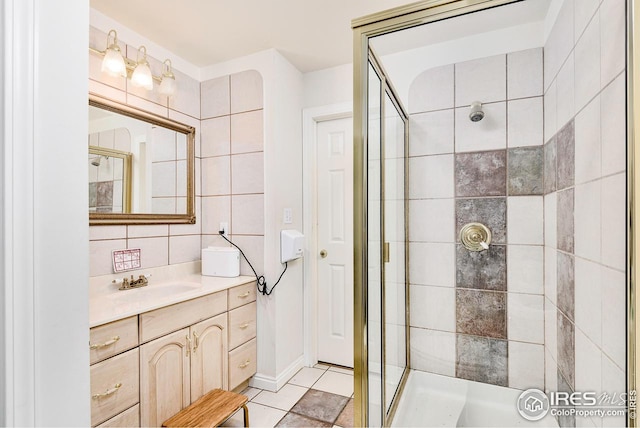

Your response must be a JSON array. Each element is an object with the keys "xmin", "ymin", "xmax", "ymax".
[{"xmin": 242, "ymin": 404, "xmax": 249, "ymax": 427}]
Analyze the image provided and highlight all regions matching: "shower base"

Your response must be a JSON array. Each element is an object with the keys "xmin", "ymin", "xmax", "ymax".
[{"xmin": 391, "ymin": 370, "xmax": 558, "ymax": 427}]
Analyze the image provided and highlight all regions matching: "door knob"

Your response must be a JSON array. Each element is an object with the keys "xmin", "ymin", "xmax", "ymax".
[{"xmin": 320, "ymin": 249, "xmax": 328, "ymax": 258}]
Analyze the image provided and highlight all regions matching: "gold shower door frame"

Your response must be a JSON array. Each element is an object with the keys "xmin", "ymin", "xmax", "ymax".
[{"xmin": 352, "ymin": 0, "xmax": 639, "ymax": 427}]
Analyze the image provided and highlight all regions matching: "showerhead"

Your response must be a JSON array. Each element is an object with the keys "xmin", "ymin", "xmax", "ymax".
[
  {"xmin": 91, "ymin": 156, "xmax": 101, "ymax": 167},
  {"xmin": 469, "ymin": 101, "xmax": 485, "ymax": 122}
]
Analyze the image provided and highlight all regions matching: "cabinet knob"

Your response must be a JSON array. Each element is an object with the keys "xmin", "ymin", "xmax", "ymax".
[{"xmin": 320, "ymin": 249, "xmax": 327, "ymax": 258}]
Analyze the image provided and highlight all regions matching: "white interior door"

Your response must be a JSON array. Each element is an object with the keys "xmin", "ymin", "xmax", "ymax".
[{"xmin": 317, "ymin": 117, "xmax": 354, "ymax": 367}]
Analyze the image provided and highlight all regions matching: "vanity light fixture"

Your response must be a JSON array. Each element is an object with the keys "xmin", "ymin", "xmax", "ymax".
[{"xmin": 90, "ymin": 29, "xmax": 178, "ymax": 96}]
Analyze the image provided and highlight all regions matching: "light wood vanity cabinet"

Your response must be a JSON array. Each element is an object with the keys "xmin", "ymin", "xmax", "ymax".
[{"xmin": 89, "ymin": 281, "xmax": 256, "ymax": 428}]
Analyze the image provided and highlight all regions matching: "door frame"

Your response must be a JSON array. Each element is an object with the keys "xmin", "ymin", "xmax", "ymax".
[{"xmin": 302, "ymin": 102, "xmax": 352, "ymax": 367}]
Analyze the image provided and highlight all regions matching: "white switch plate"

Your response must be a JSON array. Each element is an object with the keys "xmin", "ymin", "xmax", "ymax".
[{"xmin": 283, "ymin": 208, "xmax": 292, "ymax": 224}]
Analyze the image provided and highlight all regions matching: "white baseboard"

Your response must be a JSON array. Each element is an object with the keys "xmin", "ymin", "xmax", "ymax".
[{"xmin": 249, "ymin": 355, "xmax": 305, "ymax": 392}]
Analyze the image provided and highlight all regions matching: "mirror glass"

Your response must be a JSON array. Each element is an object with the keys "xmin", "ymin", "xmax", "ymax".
[{"xmin": 89, "ymin": 94, "xmax": 195, "ymax": 225}]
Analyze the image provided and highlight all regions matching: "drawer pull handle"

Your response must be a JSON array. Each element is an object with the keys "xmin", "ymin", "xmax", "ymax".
[
  {"xmin": 91, "ymin": 383, "xmax": 122, "ymax": 399},
  {"xmin": 238, "ymin": 359, "xmax": 251, "ymax": 369},
  {"xmin": 89, "ymin": 336, "xmax": 120, "ymax": 350},
  {"xmin": 193, "ymin": 331, "xmax": 199, "ymax": 353},
  {"xmin": 237, "ymin": 291, "xmax": 251, "ymax": 298},
  {"xmin": 239, "ymin": 322, "xmax": 250, "ymax": 330}
]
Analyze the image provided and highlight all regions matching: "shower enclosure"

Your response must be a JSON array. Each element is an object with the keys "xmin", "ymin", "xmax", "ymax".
[{"xmin": 353, "ymin": 0, "xmax": 636, "ymax": 427}]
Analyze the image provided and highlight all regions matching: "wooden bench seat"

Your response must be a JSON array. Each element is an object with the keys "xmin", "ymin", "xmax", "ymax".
[{"xmin": 162, "ymin": 389, "xmax": 249, "ymax": 427}]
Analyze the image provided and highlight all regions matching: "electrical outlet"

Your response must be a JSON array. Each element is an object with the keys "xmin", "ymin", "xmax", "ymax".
[
  {"xmin": 283, "ymin": 208, "xmax": 293, "ymax": 224},
  {"xmin": 219, "ymin": 222, "xmax": 229, "ymax": 235}
]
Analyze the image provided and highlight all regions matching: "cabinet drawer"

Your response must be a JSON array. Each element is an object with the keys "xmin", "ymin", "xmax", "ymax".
[
  {"xmin": 139, "ymin": 291, "xmax": 227, "ymax": 343},
  {"xmin": 90, "ymin": 348, "xmax": 139, "ymax": 427},
  {"xmin": 228, "ymin": 302, "xmax": 256, "ymax": 350},
  {"xmin": 96, "ymin": 404, "xmax": 139, "ymax": 428},
  {"xmin": 228, "ymin": 282, "xmax": 256, "ymax": 310},
  {"xmin": 90, "ymin": 316, "xmax": 138, "ymax": 365},
  {"xmin": 228, "ymin": 338, "xmax": 257, "ymax": 390}
]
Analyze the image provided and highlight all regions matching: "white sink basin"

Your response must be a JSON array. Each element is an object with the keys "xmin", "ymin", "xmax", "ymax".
[{"xmin": 107, "ymin": 282, "xmax": 202, "ymax": 303}]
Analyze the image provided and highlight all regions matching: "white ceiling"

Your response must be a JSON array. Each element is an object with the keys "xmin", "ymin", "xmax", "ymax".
[{"xmin": 89, "ymin": 0, "xmax": 421, "ymax": 73}]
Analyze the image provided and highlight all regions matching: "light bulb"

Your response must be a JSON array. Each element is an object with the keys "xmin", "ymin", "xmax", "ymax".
[
  {"xmin": 158, "ymin": 59, "xmax": 177, "ymax": 96},
  {"xmin": 131, "ymin": 60, "xmax": 153, "ymax": 90},
  {"xmin": 101, "ymin": 30, "xmax": 126, "ymax": 77}
]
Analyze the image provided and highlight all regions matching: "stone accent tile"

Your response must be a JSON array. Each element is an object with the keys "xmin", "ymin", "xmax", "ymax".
[
  {"xmin": 335, "ymin": 398, "xmax": 353, "ymax": 428},
  {"xmin": 557, "ymin": 312, "xmax": 576, "ymax": 390},
  {"xmin": 508, "ymin": 146, "xmax": 543, "ymax": 195},
  {"xmin": 557, "ymin": 369, "xmax": 576, "ymax": 428},
  {"xmin": 96, "ymin": 181, "xmax": 114, "ymax": 207},
  {"xmin": 557, "ymin": 252, "xmax": 575, "ymax": 321},
  {"xmin": 290, "ymin": 389, "xmax": 349, "ymax": 425},
  {"xmin": 456, "ymin": 198, "xmax": 507, "ymax": 244},
  {"xmin": 455, "ymin": 150, "xmax": 507, "ymax": 197},
  {"xmin": 89, "ymin": 182, "xmax": 97, "ymax": 207},
  {"xmin": 557, "ymin": 189, "xmax": 575, "ymax": 253},
  {"xmin": 544, "ymin": 137, "xmax": 557, "ymax": 194},
  {"xmin": 556, "ymin": 120, "xmax": 575, "ymax": 190},
  {"xmin": 456, "ymin": 334, "xmax": 508, "ymax": 386},
  {"xmin": 455, "ymin": 244, "xmax": 507, "ymax": 291},
  {"xmin": 276, "ymin": 412, "xmax": 332, "ymax": 427},
  {"xmin": 456, "ymin": 289, "xmax": 506, "ymax": 339}
]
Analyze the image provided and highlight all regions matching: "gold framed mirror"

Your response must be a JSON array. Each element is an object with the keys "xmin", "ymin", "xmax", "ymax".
[{"xmin": 89, "ymin": 93, "xmax": 196, "ymax": 225}]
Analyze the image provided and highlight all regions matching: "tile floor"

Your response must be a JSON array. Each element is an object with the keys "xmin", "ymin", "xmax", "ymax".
[{"xmin": 223, "ymin": 363, "xmax": 354, "ymax": 428}]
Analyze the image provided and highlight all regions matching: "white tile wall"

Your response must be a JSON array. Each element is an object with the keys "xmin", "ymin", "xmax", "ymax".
[
  {"xmin": 601, "ymin": 355, "xmax": 626, "ymax": 427},
  {"xmin": 574, "ymin": 13, "xmax": 601, "ymax": 111},
  {"xmin": 127, "ymin": 225, "xmax": 169, "ymax": 238},
  {"xmin": 507, "ymin": 245, "xmax": 544, "ymax": 295},
  {"xmin": 574, "ymin": 181, "xmax": 602, "ymax": 262},
  {"xmin": 575, "ymin": 257, "xmax": 602, "ymax": 346},
  {"xmin": 169, "ymin": 235, "xmax": 202, "ymax": 264},
  {"xmin": 507, "ymin": 196, "xmax": 544, "ymax": 245},
  {"xmin": 508, "ymin": 342, "xmax": 544, "ymax": 390},
  {"xmin": 574, "ymin": 0, "xmax": 599, "ymax": 41},
  {"xmin": 454, "ymin": 102, "xmax": 507, "ymax": 152},
  {"xmin": 508, "ymin": 293, "xmax": 544, "ymax": 344},
  {"xmin": 544, "ymin": 80, "xmax": 558, "ymax": 143},
  {"xmin": 544, "ymin": 297, "xmax": 558, "ymax": 360},
  {"xmin": 556, "ymin": 53, "xmax": 575, "ymax": 130},
  {"xmin": 128, "ymin": 237, "xmax": 169, "ymax": 269},
  {"xmin": 600, "ymin": 73, "xmax": 626, "ymax": 176},
  {"xmin": 409, "ymin": 242, "xmax": 455, "ymax": 287},
  {"xmin": 455, "ymin": 55, "xmax": 506, "ymax": 107},
  {"xmin": 168, "ymin": 68, "xmax": 200, "ymax": 119},
  {"xmin": 545, "ymin": 348, "xmax": 558, "ymax": 393},
  {"xmin": 201, "ymin": 196, "xmax": 231, "ymax": 235},
  {"xmin": 408, "ymin": 64, "xmax": 454, "ymax": 113},
  {"xmin": 575, "ymin": 329, "xmax": 602, "ymax": 394},
  {"xmin": 201, "ymin": 117, "xmax": 231, "ymax": 158},
  {"xmin": 201, "ymin": 156, "xmax": 231, "ymax": 196},
  {"xmin": 90, "ymin": 239, "xmax": 127, "ymax": 276},
  {"xmin": 574, "ymin": 95, "xmax": 601, "ymax": 185},
  {"xmin": 601, "ymin": 173, "xmax": 626, "ymax": 271},
  {"xmin": 409, "ymin": 110, "xmax": 455, "ymax": 156},
  {"xmin": 544, "ymin": 192, "xmax": 558, "ymax": 250},
  {"xmin": 201, "ymin": 75, "xmax": 230, "ymax": 119},
  {"xmin": 408, "ymin": 199, "xmax": 454, "ymax": 243},
  {"xmin": 230, "ymin": 235, "xmax": 264, "ymax": 276},
  {"xmin": 410, "ymin": 285, "xmax": 455, "ymax": 332},
  {"xmin": 544, "ymin": 248, "xmax": 558, "ymax": 306},
  {"xmin": 232, "ymin": 153, "xmax": 265, "ymax": 194},
  {"xmin": 408, "ymin": 155, "xmax": 454, "ymax": 199},
  {"xmin": 544, "ymin": 0, "xmax": 574, "ymax": 89},
  {"xmin": 601, "ymin": 267, "xmax": 625, "ymax": 369},
  {"xmin": 231, "ymin": 110, "xmax": 264, "ymax": 154},
  {"xmin": 507, "ymin": 97, "xmax": 543, "ymax": 147},
  {"xmin": 232, "ymin": 194, "xmax": 265, "ymax": 235},
  {"xmin": 410, "ymin": 328, "xmax": 456, "ymax": 376},
  {"xmin": 599, "ymin": 0, "xmax": 626, "ymax": 90},
  {"xmin": 507, "ymin": 48, "xmax": 543, "ymax": 100},
  {"xmin": 231, "ymin": 70, "xmax": 264, "ymax": 114}
]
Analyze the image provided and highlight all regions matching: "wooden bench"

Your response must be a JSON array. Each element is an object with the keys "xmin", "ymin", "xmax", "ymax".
[{"xmin": 162, "ymin": 389, "xmax": 249, "ymax": 427}]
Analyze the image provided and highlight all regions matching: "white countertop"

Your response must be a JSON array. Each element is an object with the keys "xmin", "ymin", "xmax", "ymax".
[{"xmin": 89, "ymin": 262, "xmax": 255, "ymax": 328}]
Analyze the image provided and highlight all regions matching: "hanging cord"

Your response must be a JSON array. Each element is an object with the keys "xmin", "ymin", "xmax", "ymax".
[{"xmin": 218, "ymin": 231, "xmax": 287, "ymax": 296}]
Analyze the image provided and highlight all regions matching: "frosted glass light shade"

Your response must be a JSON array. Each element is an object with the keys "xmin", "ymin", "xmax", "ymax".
[
  {"xmin": 131, "ymin": 61, "xmax": 153, "ymax": 90},
  {"xmin": 101, "ymin": 47, "xmax": 126, "ymax": 77},
  {"xmin": 158, "ymin": 75, "xmax": 177, "ymax": 96}
]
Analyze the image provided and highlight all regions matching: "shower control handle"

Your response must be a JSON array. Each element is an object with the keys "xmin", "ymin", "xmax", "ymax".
[{"xmin": 320, "ymin": 249, "xmax": 327, "ymax": 258}]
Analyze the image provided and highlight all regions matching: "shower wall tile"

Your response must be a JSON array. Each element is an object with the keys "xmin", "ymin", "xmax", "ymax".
[
  {"xmin": 409, "ymin": 242, "xmax": 455, "ymax": 287},
  {"xmin": 409, "ymin": 110, "xmax": 454, "ymax": 156},
  {"xmin": 507, "ymin": 48, "xmax": 543, "ymax": 99},
  {"xmin": 506, "ymin": 196, "xmax": 543, "ymax": 245},
  {"xmin": 574, "ymin": 0, "xmax": 599, "ymax": 41},
  {"xmin": 543, "ymin": 0, "xmax": 574, "ymax": 90},
  {"xmin": 574, "ymin": 96, "xmax": 601, "ymax": 185},
  {"xmin": 557, "ymin": 252, "xmax": 575, "ymax": 321},
  {"xmin": 409, "ymin": 199, "xmax": 454, "ymax": 243},
  {"xmin": 408, "ymin": 64, "xmax": 454, "ymax": 114},
  {"xmin": 455, "ymin": 198, "xmax": 507, "ymax": 244},
  {"xmin": 556, "ymin": 370, "xmax": 576, "ymax": 428},
  {"xmin": 455, "ymin": 54, "xmax": 506, "ymax": 107},
  {"xmin": 544, "ymin": 193, "xmax": 558, "ymax": 250},
  {"xmin": 410, "ymin": 285, "xmax": 455, "ymax": 332},
  {"xmin": 545, "ymin": 248, "xmax": 558, "ymax": 306},
  {"xmin": 409, "ymin": 155, "xmax": 454, "ymax": 199},
  {"xmin": 508, "ymin": 342, "xmax": 544, "ymax": 390},
  {"xmin": 545, "ymin": 348, "xmax": 559, "ymax": 394},
  {"xmin": 507, "ymin": 245, "xmax": 543, "ymax": 295},
  {"xmin": 600, "ymin": 0, "xmax": 626, "ymax": 89},
  {"xmin": 455, "ymin": 150, "xmax": 506, "ymax": 197},
  {"xmin": 556, "ymin": 120, "xmax": 575, "ymax": 190},
  {"xmin": 456, "ymin": 289, "xmax": 506, "ymax": 339},
  {"xmin": 600, "ymin": 73, "xmax": 626, "ymax": 176},
  {"xmin": 574, "ymin": 258, "xmax": 602, "ymax": 347},
  {"xmin": 557, "ymin": 311, "xmax": 576, "ymax": 389},
  {"xmin": 556, "ymin": 53, "xmax": 575, "ymax": 131},
  {"xmin": 454, "ymin": 102, "xmax": 506, "ymax": 153},
  {"xmin": 574, "ymin": 12, "xmax": 601, "ymax": 111},
  {"xmin": 601, "ymin": 173, "xmax": 626, "ymax": 271},
  {"xmin": 574, "ymin": 329, "xmax": 602, "ymax": 398},
  {"xmin": 455, "ymin": 244, "xmax": 506, "ymax": 291},
  {"xmin": 410, "ymin": 328, "xmax": 456, "ymax": 376},
  {"xmin": 557, "ymin": 189, "xmax": 575, "ymax": 253},
  {"xmin": 545, "ymin": 297, "xmax": 558, "ymax": 360},
  {"xmin": 544, "ymin": 80, "xmax": 558, "ymax": 143},
  {"xmin": 601, "ymin": 355, "xmax": 627, "ymax": 427},
  {"xmin": 508, "ymin": 293, "xmax": 544, "ymax": 344},
  {"xmin": 456, "ymin": 335, "xmax": 507, "ymax": 386},
  {"xmin": 544, "ymin": 137, "xmax": 557, "ymax": 194},
  {"xmin": 507, "ymin": 147, "xmax": 543, "ymax": 195},
  {"xmin": 574, "ymin": 180, "xmax": 601, "ymax": 262},
  {"xmin": 601, "ymin": 267, "xmax": 626, "ymax": 369},
  {"xmin": 507, "ymin": 97, "xmax": 543, "ymax": 147}
]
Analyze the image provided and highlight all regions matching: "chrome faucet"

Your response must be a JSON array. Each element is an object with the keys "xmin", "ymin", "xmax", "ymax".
[{"xmin": 113, "ymin": 274, "xmax": 151, "ymax": 290}]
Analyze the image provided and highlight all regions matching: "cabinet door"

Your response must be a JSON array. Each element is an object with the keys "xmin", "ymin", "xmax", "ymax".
[
  {"xmin": 190, "ymin": 313, "xmax": 228, "ymax": 401},
  {"xmin": 140, "ymin": 328, "xmax": 191, "ymax": 427}
]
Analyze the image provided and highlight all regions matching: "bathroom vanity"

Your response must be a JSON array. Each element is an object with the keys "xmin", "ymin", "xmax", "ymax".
[{"xmin": 88, "ymin": 265, "xmax": 256, "ymax": 427}]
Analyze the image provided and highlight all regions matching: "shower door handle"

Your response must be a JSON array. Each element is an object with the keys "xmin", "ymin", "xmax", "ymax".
[{"xmin": 320, "ymin": 249, "xmax": 327, "ymax": 258}]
